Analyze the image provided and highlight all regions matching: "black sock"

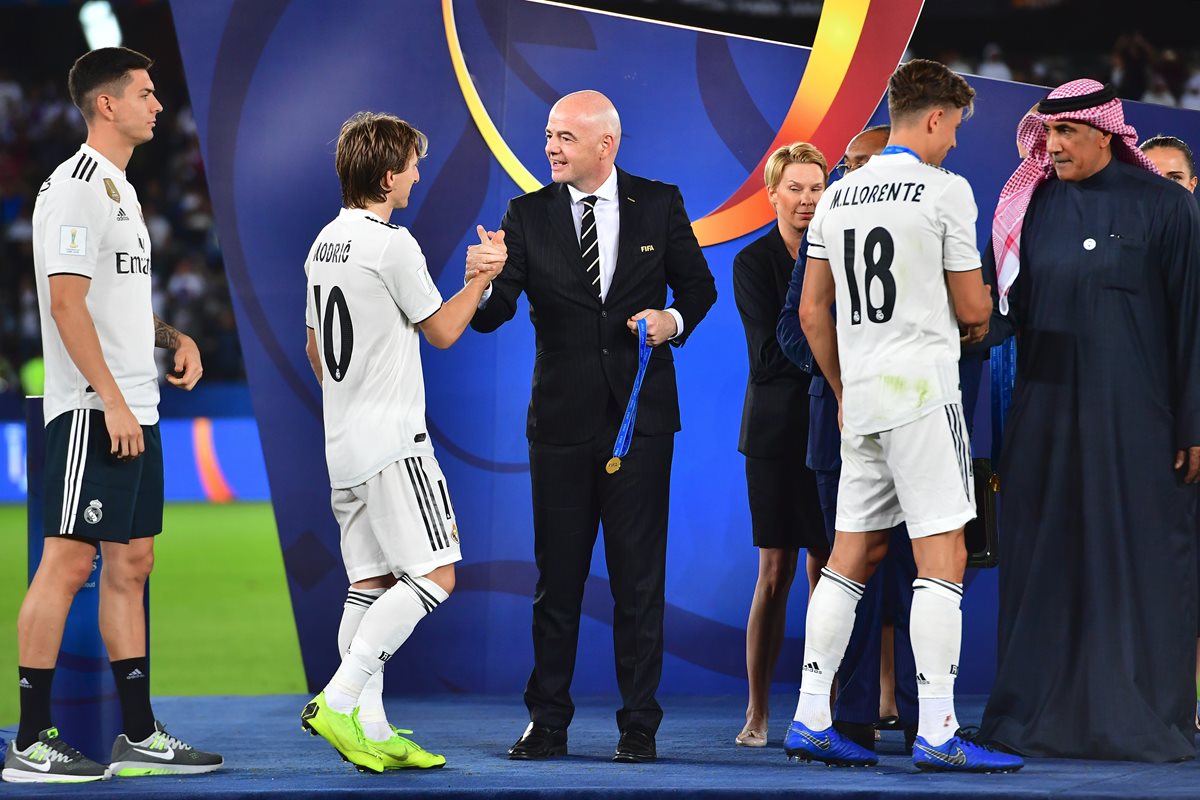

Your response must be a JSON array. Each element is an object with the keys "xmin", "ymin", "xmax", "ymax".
[
  {"xmin": 16, "ymin": 666, "xmax": 55, "ymax": 751},
  {"xmin": 110, "ymin": 657, "xmax": 156, "ymax": 741}
]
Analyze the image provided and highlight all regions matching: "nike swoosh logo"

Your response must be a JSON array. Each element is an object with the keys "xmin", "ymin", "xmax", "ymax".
[
  {"xmin": 799, "ymin": 731, "xmax": 832, "ymax": 751},
  {"xmin": 916, "ymin": 743, "xmax": 967, "ymax": 765},
  {"xmin": 131, "ymin": 747, "xmax": 175, "ymax": 761},
  {"xmin": 15, "ymin": 756, "xmax": 52, "ymax": 772}
]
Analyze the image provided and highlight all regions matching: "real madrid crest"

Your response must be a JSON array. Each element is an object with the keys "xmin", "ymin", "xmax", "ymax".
[
  {"xmin": 103, "ymin": 177, "xmax": 121, "ymax": 203},
  {"xmin": 84, "ymin": 499, "xmax": 103, "ymax": 525}
]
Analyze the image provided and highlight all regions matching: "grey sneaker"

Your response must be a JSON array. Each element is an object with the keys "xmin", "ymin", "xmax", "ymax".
[
  {"xmin": 1, "ymin": 728, "xmax": 110, "ymax": 783},
  {"xmin": 109, "ymin": 720, "xmax": 223, "ymax": 776}
]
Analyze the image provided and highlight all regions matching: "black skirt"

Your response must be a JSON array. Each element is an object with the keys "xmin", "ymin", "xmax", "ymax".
[{"xmin": 745, "ymin": 453, "xmax": 826, "ymax": 553}]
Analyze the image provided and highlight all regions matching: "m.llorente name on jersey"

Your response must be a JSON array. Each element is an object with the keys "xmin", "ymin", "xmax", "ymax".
[{"xmin": 828, "ymin": 181, "xmax": 926, "ymax": 210}]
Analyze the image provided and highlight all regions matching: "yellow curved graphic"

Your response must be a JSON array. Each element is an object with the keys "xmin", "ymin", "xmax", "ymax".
[{"xmin": 443, "ymin": 0, "xmax": 541, "ymax": 193}]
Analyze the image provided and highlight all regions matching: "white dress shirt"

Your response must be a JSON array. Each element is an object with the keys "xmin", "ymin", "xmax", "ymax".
[{"xmin": 567, "ymin": 167, "xmax": 619, "ymax": 300}]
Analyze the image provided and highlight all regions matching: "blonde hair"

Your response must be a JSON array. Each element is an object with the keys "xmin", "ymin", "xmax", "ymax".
[{"xmin": 764, "ymin": 142, "xmax": 828, "ymax": 189}]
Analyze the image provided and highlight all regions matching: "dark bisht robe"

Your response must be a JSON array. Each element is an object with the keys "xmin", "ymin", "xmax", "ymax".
[{"xmin": 980, "ymin": 158, "xmax": 1200, "ymax": 762}]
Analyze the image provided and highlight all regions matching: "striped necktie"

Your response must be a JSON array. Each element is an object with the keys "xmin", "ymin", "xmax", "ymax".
[{"xmin": 579, "ymin": 195, "xmax": 601, "ymax": 299}]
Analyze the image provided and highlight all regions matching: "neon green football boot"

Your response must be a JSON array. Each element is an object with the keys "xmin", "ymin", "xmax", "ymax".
[
  {"xmin": 300, "ymin": 693, "xmax": 385, "ymax": 773},
  {"xmin": 368, "ymin": 726, "xmax": 447, "ymax": 769}
]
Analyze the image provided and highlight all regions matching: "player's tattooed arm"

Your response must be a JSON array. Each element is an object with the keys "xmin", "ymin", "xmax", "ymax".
[
  {"xmin": 155, "ymin": 315, "xmax": 204, "ymax": 390},
  {"xmin": 154, "ymin": 315, "xmax": 181, "ymax": 349}
]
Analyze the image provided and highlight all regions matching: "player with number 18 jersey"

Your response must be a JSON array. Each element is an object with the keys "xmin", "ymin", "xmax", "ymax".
[
  {"xmin": 805, "ymin": 150, "xmax": 981, "ymax": 438},
  {"xmin": 806, "ymin": 146, "xmax": 980, "ymax": 540},
  {"xmin": 786, "ymin": 61, "xmax": 1022, "ymax": 775}
]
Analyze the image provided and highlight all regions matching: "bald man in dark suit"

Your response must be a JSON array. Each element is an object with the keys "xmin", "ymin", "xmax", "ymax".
[{"xmin": 467, "ymin": 90, "xmax": 716, "ymax": 763}]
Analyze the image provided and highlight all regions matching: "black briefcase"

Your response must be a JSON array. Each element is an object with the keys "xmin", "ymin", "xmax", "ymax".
[{"xmin": 965, "ymin": 458, "xmax": 999, "ymax": 568}]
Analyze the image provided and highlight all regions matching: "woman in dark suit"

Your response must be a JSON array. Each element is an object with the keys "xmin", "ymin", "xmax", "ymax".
[{"xmin": 732, "ymin": 142, "xmax": 829, "ymax": 747}]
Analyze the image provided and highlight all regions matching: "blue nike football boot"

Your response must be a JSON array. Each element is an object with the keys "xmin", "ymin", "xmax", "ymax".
[
  {"xmin": 783, "ymin": 720, "xmax": 877, "ymax": 767},
  {"xmin": 912, "ymin": 732, "xmax": 1024, "ymax": 773}
]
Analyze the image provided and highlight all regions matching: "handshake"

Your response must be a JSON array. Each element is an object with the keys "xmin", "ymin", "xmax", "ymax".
[
  {"xmin": 463, "ymin": 222, "xmax": 678, "ymax": 345},
  {"xmin": 465, "ymin": 224, "xmax": 506, "ymax": 285}
]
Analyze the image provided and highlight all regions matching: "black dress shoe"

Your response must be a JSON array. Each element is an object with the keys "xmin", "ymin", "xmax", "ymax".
[
  {"xmin": 875, "ymin": 714, "xmax": 901, "ymax": 731},
  {"xmin": 903, "ymin": 724, "xmax": 917, "ymax": 755},
  {"xmin": 613, "ymin": 726, "xmax": 656, "ymax": 763},
  {"xmin": 508, "ymin": 723, "xmax": 568, "ymax": 760}
]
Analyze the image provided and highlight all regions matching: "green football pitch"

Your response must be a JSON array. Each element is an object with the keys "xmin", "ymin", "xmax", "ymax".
[{"xmin": 0, "ymin": 501, "xmax": 306, "ymax": 725}]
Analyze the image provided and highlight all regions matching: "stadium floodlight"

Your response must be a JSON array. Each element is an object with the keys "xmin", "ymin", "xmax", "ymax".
[{"xmin": 79, "ymin": 1, "xmax": 122, "ymax": 50}]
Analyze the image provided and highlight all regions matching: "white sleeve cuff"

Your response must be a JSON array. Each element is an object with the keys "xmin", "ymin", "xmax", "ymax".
[
  {"xmin": 477, "ymin": 282, "xmax": 493, "ymax": 309},
  {"xmin": 665, "ymin": 307, "xmax": 684, "ymax": 340}
]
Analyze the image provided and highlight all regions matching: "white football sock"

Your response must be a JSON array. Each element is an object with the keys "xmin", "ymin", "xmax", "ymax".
[
  {"xmin": 335, "ymin": 587, "xmax": 390, "ymax": 739},
  {"xmin": 911, "ymin": 577, "xmax": 963, "ymax": 747},
  {"xmin": 793, "ymin": 568, "xmax": 864, "ymax": 730},
  {"xmin": 324, "ymin": 574, "xmax": 448, "ymax": 714},
  {"xmin": 357, "ymin": 671, "xmax": 390, "ymax": 741}
]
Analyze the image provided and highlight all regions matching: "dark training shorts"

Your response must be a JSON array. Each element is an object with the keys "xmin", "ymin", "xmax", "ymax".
[{"xmin": 42, "ymin": 408, "xmax": 164, "ymax": 543}]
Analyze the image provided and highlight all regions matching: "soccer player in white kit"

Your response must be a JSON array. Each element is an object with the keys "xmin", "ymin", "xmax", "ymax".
[
  {"xmin": 789, "ymin": 60, "xmax": 1022, "ymax": 772},
  {"xmin": 5, "ymin": 47, "xmax": 221, "ymax": 785},
  {"xmin": 299, "ymin": 112, "xmax": 501, "ymax": 772}
]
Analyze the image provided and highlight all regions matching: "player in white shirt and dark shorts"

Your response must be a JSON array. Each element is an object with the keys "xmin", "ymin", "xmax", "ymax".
[
  {"xmin": 298, "ymin": 112, "xmax": 501, "ymax": 773},
  {"xmin": 789, "ymin": 59, "xmax": 1023, "ymax": 773},
  {"xmin": 4, "ymin": 48, "xmax": 222, "ymax": 785}
]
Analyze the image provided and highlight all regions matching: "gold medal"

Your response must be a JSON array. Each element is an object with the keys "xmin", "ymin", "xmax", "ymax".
[{"xmin": 605, "ymin": 457, "xmax": 622, "ymax": 474}]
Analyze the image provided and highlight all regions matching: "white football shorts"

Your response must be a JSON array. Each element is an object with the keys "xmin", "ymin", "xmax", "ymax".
[
  {"xmin": 331, "ymin": 456, "xmax": 462, "ymax": 582},
  {"xmin": 835, "ymin": 403, "xmax": 976, "ymax": 538}
]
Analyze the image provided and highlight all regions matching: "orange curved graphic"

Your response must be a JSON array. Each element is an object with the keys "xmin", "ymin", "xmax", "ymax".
[
  {"xmin": 193, "ymin": 417, "xmax": 235, "ymax": 503},
  {"xmin": 693, "ymin": 0, "xmax": 924, "ymax": 245},
  {"xmin": 446, "ymin": 0, "xmax": 924, "ymax": 246}
]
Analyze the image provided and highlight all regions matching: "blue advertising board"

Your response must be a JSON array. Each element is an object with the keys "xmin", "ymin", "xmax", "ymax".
[{"xmin": 168, "ymin": 0, "xmax": 1200, "ymax": 695}]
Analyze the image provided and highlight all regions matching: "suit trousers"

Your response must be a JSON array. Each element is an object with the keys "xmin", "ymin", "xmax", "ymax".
[{"xmin": 525, "ymin": 403, "xmax": 674, "ymax": 734}]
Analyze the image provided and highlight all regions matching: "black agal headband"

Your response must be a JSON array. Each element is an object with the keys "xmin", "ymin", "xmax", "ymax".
[{"xmin": 1037, "ymin": 83, "xmax": 1118, "ymax": 115}]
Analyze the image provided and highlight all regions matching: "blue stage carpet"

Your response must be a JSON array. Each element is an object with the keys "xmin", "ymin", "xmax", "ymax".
[{"xmin": 1, "ymin": 694, "xmax": 1196, "ymax": 798}]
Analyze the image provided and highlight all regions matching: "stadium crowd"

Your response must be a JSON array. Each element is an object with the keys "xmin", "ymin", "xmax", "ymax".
[{"xmin": 919, "ymin": 34, "xmax": 1200, "ymax": 109}]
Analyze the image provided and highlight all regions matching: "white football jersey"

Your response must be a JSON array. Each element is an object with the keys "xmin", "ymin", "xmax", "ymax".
[
  {"xmin": 33, "ymin": 144, "xmax": 158, "ymax": 427},
  {"xmin": 806, "ymin": 150, "xmax": 981, "ymax": 434},
  {"xmin": 305, "ymin": 208, "xmax": 443, "ymax": 489}
]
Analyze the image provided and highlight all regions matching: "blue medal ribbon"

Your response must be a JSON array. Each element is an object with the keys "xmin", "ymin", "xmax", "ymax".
[
  {"xmin": 607, "ymin": 317, "xmax": 652, "ymax": 474},
  {"xmin": 882, "ymin": 144, "xmax": 922, "ymax": 161}
]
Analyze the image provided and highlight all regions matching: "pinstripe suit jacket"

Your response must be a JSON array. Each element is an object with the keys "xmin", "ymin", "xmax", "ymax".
[{"xmin": 471, "ymin": 168, "xmax": 717, "ymax": 445}]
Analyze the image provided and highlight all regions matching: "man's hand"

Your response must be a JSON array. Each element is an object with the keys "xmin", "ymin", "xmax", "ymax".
[
  {"xmin": 627, "ymin": 309, "xmax": 677, "ymax": 347},
  {"xmin": 166, "ymin": 333, "xmax": 203, "ymax": 390},
  {"xmin": 960, "ymin": 321, "xmax": 990, "ymax": 345},
  {"xmin": 1175, "ymin": 446, "xmax": 1200, "ymax": 484},
  {"xmin": 466, "ymin": 225, "xmax": 506, "ymax": 282},
  {"xmin": 105, "ymin": 400, "xmax": 144, "ymax": 460}
]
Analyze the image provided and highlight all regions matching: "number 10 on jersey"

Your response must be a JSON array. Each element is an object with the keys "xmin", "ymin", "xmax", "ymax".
[
  {"xmin": 842, "ymin": 227, "xmax": 896, "ymax": 324},
  {"xmin": 313, "ymin": 284, "xmax": 353, "ymax": 382}
]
